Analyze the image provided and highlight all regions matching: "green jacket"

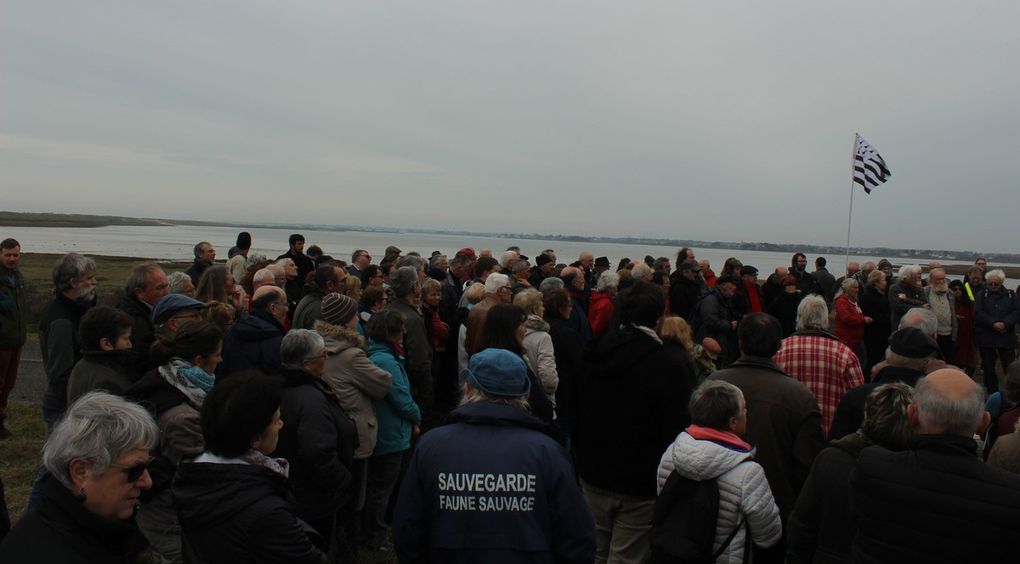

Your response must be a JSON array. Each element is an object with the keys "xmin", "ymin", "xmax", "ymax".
[{"xmin": 0, "ymin": 268, "xmax": 27, "ymax": 349}]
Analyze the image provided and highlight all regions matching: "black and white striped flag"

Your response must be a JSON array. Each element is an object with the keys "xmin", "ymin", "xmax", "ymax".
[{"xmin": 853, "ymin": 134, "xmax": 891, "ymax": 194}]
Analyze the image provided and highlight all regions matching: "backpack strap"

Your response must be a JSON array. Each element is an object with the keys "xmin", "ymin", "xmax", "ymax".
[{"xmin": 712, "ymin": 515, "xmax": 747, "ymax": 559}]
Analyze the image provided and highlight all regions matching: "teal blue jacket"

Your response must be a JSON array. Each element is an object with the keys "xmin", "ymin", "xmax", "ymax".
[{"xmin": 367, "ymin": 341, "xmax": 421, "ymax": 456}]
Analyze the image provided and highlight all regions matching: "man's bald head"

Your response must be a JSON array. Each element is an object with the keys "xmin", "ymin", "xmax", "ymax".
[{"xmin": 910, "ymin": 369, "xmax": 989, "ymax": 436}]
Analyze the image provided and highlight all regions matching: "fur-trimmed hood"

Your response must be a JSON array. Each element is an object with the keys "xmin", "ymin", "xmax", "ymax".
[{"xmin": 314, "ymin": 319, "xmax": 366, "ymax": 352}]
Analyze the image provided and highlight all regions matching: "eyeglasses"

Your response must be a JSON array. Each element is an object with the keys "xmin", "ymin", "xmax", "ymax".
[
  {"xmin": 115, "ymin": 456, "xmax": 156, "ymax": 482},
  {"xmin": 273, "ymin": 301, "xmax": 290, "ymax": 310}
]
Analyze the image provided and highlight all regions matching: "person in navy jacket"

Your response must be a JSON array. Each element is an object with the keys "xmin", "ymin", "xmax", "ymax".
[{"xmin": 393, "ymin": 348, "xmax": 595, "ymax": 563}]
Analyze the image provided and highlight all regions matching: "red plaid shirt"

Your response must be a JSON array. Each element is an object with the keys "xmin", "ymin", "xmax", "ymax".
[{"xmin": 774, "ymin": 333, "xmax": 864, "ymax": 436}]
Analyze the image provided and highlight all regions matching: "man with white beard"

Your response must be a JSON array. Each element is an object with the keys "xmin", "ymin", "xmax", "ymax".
[
  {"xmin": 38, "ymin": 253, "xmax": 99, "ymax": 427},
  {"xmin": 924, "ymin": 268, "xmax": 957, "ymax": 364}
]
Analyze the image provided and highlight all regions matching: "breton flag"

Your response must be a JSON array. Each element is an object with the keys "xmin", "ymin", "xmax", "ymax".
[{"xmin": 853, "ymin": 134, "xmax": 891, "ymax": 194}]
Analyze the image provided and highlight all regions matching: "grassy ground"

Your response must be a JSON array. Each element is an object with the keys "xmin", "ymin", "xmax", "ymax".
[{"xmin": 0, "ymin": 401, "xmax": 46, "ymax": 519}]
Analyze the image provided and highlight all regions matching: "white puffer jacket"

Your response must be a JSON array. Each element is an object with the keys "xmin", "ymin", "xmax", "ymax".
[
  {"xmin": 522, "ymin": 315, "xmax": 558, "ymax": 406},
  {"xmin": 657, "ymin": 430, "xmax": 782, "ymax": 564}
]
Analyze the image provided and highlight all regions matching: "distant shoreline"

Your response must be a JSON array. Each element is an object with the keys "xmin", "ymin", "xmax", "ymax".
[{"xmin": 4, "ymin": 209, "xmax": 1018, "ymax": 264}]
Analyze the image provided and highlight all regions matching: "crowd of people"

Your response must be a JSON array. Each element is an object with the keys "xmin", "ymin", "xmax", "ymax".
[{"xmin": 1, "ymin": 232, "xmax": 1020, "ymax": 562}]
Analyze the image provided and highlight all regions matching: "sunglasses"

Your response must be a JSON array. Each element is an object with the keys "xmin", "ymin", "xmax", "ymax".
[{"xmin": 117, "ymin": 456, "xmax": 156, "ymax": 482}]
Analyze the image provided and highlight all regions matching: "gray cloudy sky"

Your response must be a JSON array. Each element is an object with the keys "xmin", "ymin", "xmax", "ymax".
[{"xmin": 2, "ymin": 1, "xmax": 1018, "ymax": 252}]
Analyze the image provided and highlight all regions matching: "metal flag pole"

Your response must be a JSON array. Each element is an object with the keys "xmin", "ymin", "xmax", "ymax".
[{"xmin": 845, "ymin": 133, "xmax": 857, "ymax": 273}]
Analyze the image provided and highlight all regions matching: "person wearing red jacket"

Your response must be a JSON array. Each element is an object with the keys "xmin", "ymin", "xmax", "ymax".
[
  {"xmin": 834, "ymin": 278, "xmax": 872, "ymax": 367},
  {"xmin": 588, "ymin": 271, "xmax": 619, "ymax": 339}
]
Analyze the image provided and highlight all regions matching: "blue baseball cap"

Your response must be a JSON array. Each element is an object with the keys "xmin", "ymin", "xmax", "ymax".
[
  {"xmin": 460, "ymin": 348, "xmax": 531, "ymax": 398},
  {"xmin": 152, "ymin": 294, "xmax": 207, "ymax": 324}
]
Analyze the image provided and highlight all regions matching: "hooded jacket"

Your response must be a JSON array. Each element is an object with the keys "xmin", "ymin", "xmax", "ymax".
[
  {"xmin": 367, "ymin": 341, "xmax": 421, "ymax": 456},
  {"xmin": 173, "ymin": 458, "xmax": 328, "ymax": 564},
  {"xmin": 573, "ymin": 325, "xmax": 693, "ymax": 498},
  {"xmin": 657, "ymin": 428, "xmax": 781, "ymax": 564},
  {"xmin": 522, "ymin": 315, "xmax": 558, "ymax": 405},
  {"xmin": 315, "ymin": 320, "xmax": 393, "ymax": 459},
  {"xmin": 393, "ymin": 401, "xmax": 595, "ymax": 564},
  {"xmin": 219, "ymin": 310, "xmax": 284, "ymax": 378}
]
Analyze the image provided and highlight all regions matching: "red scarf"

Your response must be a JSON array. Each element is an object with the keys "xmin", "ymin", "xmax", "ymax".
[
  {"xmin": 742, "ymin": 281, "xmax": 762, "ymax": 313},
  {"xmin": 685, "ymin": 424, "xmax": 752, "ymax": 451}
]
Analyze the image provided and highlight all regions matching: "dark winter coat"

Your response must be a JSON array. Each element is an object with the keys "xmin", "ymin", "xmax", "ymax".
[
  {"xmin": 812, "ymin": 268, "xmax": 836, "ymax": 303},
  {"xmin": 277, "ymin": 250, "xmax": 315, "ymax": 290},
  {"xmin": 218, "ymin": 310, "xmax": 284, "ymax": 378},
  {"xmin": 786, "ymin": 432, "xmax": 871, "ymax": 564},
  {"xmin": 0, "ymin": 267, "xmax": 27, "ymax": 349},
  {"xmin": 275, "ymin": 368, "xmax": 358, "ymax": 521},
  {"xmin": 386, "ymin": 298, "xmax": 433, "ymax": 411},
  {"xmin": 546, "ymin": 315, "xmax": 583, "ymax": 420},
  {"xmin": 859, "ymin": 286, "xmax": 892, "ymax": 368},
  {"xmin": 709, "ymin": 355, "xmax": 825, "ymax": 521},
  {"xmin": 0, "ymin": 476, "xmax": 139, "ymax": 563},
  {"xmin": 973, "ymin": 287, "xmax": 1020, "ymax": 349},
  {"xmin": 695, "ymin": 287, "xmax": 740, "ymax": 363},
  {"xmin": 184, "ymin": 259, "xmax": 211, "ymax": 286},
  {"xmin": 767, "ymin": 292, "xmax": 802, "ymax": 338},
  {"xmin": 573, "ymin": 325, "xmax": 692, "ymax": 498},
  {"xmin": 888, "ymin": 280, "xmax": 927, "ymax": 329},
  {"xmin": 39, "ymin": 293, "xmax": 93, "ymax": 415},
  {"xmin": 116, "ymin": 293, "xmax": 157, "ymax": 376},
  {"xmin": 668, "ymin": 275, "xmax": 702, "ymax": 322},
  {"xmin": 174, "ymin": 459, "xmax": 329, "ymax": 564},
  {"xmin": 393, "ymin": 402, "xmax": 596, "ymax": 564},
  {"xmin": 852, "ymin": 435, "xmax": 1020, "ymax": 563}
]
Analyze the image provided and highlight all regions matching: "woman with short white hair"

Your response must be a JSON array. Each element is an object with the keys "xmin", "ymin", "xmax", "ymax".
[
  {"xmin": 835, "ymin": 278, "xmax": 872, "ymax": 365},
  {"xmin": 0, "ymin": 392, "xmax": 158, "ymax": 561}
]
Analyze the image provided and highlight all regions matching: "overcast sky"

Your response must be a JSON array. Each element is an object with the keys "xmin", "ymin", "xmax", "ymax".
[{"xmin": 2, "ymin": 2, "xmax": 1018, "ymax": 252}]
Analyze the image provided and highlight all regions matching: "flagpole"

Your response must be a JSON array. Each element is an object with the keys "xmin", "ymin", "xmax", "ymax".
[{"xmin": 845, "ymin": 133, "xmax": 856, "ymax": 273}]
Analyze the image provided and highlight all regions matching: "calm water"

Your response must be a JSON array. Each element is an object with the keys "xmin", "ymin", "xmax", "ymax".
[{"xmin": 4, "ymin": 224, "xmax": 1008, "ymax": 283}]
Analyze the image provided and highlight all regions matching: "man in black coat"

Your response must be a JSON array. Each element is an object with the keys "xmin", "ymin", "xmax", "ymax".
[
  {"xmin": 851, "ymin": 369, "xmax": 1020, "ymax": 562},
  {"xmin": 668, "ymin": 260, "xmax": 702, "ymax": 322},
  {"xmin": 573, "ymin": 282, "xmax": 693, "ymax": 564},
  {"xmin": 694, "ymin": 276, "xmax": 741, "ymax": 367},
  {"xmin": 184, "ymin": 242, "xmax": 216, "ymax": 286},
  {"xmin": 117, "ymin": 262, "xmax": 169, "ymax": 376}
]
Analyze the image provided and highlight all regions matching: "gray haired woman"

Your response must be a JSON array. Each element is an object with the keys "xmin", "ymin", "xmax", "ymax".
[
  {"xmin": 274, "ymin": 329, "xmax": 358, "ymax": 553},
  {"xmin": 0, "ymin": 392, "xmax": 158, "ymax": 562}
]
